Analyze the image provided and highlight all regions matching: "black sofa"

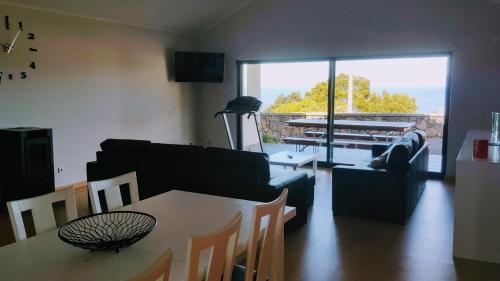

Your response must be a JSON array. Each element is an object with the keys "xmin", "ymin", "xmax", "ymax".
[
  {"xmin": 332, "ymin": 132, "xmax": 429, "ymax": 224},
  {"xmin": 86, "ymin": 139, "xmax": 315, "ymax": 225}
]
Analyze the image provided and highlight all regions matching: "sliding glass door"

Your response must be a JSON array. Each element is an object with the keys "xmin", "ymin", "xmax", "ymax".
[
  {"xmin": 240, "ymin": 60, "xmax": 331, "ymax": 162},
  {"xmin": 332, "ymin": 57, "xmax": 449, "ymax": 173},
  {"xmin": 238, "ymin": 53, "xmax": 450, "ymax": 176}
]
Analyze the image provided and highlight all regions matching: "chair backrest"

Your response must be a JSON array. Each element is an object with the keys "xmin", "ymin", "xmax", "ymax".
[
  {"xmin": 244, "ymin": 189, "xmax": 288, "ymax": 281},
  {"xmin": 127, "ymin": 249, "xmax": 173, "ymax": 281},
  {"xmin": 7, "ymin": 188, "xmax": 78, "ymax": 241},
  {"xmin": 88, "ymin": 171, "xmax": 140, "ymax": 213},
  {"xmin": 185, "ymin": 212, "xmax": 243, "ymax": 281}
]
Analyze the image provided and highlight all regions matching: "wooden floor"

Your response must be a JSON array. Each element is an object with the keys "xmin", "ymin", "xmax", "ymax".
[
  {"xmin": 284, "ymin": 169, "xmax": 500, "ymax": 281},
  {"xmin": 0, "ymin": 169, "xmax": 499, "ymax": 280}
]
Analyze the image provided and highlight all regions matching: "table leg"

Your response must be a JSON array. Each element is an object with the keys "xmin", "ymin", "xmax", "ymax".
[{"xmin": 313, "ymin": 159, "xmax": 317, "ymax": 176}]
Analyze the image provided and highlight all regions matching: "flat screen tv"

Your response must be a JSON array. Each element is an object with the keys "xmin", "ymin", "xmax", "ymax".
[{"xmin": 174, "ymin": 51, "xmax": 225, "ymax": 83}]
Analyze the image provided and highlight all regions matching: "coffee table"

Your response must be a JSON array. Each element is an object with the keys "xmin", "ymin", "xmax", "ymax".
[{"xmin": 269, "ymin": 151, "xmax": 319, "ymax": 175}]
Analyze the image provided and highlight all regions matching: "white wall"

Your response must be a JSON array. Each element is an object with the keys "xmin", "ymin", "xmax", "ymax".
[
  {"xmin": 0, "ymin": 4, "xmax": 197, "ymax": 186},
  {"xmin": 196, "ymin": 0, "xmax": 500, "ymax": 176}
]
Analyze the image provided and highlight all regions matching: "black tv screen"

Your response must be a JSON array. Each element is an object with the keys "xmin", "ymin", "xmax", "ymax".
[{"xmin": 174, "ymin": 51, "xmax": 225, "ymax": 83}]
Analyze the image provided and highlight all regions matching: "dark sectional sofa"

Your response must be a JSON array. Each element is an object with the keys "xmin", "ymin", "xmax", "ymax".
[
  {"xmin": 86, "ymin": 139, "xmax": 315, "ymax": 225},
  {"xmin": 332, "ymin": 132, "xmax": 429, "ymax": 224}
]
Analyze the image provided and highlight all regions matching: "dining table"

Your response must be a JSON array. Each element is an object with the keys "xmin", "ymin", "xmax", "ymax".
[
  {"xmin": 286, "ymin": 118, "xmax": 415, "ymax": 133},
  {"xmin": 0, "ymin": 190, "xmax": 296, "ymax": 281}
]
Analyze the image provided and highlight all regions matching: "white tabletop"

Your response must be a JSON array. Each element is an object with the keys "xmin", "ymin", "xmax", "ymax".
[
  {"xmin": 269, "ymin": 151, "xmax": 319, "ymax": 167},
  {"xmin": 0, "ymin": 190, "xmax": 296, "ymax": 281}
]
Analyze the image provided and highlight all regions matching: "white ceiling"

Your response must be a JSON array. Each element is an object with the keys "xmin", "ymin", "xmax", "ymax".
[{"xmin": 0, "ymin": 0, "xmax": 254, "ymax": 35}]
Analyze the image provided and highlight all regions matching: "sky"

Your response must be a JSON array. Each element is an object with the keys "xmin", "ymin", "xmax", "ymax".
[{"xmin": 258, "ymin": 57, "xmax": 449, "ymax": 89}]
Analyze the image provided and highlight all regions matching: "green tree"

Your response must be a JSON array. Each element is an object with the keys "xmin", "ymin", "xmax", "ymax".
[
  {"xmin": 262, "ymin": 134, "xmax": 279, "ymax": 144},
  {"xmin": 265, "ymin": 92, "xmax": 303, "ymax": 112},
  {"xmin": 264, "ymin": 74, "xmax": 417, "ymax": 113}
]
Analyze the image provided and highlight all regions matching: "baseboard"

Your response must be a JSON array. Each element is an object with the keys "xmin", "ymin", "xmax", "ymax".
[{"xmin": 445, "ymin": 175, "xmax": 456, "ymax": 184}]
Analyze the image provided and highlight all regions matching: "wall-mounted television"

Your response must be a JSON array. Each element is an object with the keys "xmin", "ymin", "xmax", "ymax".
[{"xmin": 174, "ymin": 51, "xmax": 225, "ymax": 83}]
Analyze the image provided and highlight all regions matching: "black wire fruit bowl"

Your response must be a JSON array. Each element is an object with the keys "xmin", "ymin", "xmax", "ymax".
[{"xmin": 58, "ymin": 211, "xmax": 157, "ymax": 253}]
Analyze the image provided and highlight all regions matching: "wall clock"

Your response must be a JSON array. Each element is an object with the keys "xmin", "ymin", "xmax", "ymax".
[{"xmin": 0, "ymin": 15, "xmax": 37, "ymax": 85}]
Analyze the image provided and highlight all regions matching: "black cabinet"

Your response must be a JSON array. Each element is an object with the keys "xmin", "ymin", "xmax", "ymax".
[{"xmin": 0, "ymin": 127, "xmax": 54, "ymax": 207}]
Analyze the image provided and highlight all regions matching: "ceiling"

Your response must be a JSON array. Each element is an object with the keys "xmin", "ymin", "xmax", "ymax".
[{"xmin": 0, "ymin": 0, "xmax": 254, "ymax": 35}]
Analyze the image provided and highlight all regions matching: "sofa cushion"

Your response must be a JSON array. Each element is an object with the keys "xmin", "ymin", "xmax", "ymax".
[
  {"xmin": 414, "ymin": 130, "xmax": 427, "ymax": 149},
  {"xmin": 372, "ymin": 143, "xmax": 391, "ymax": 158},
  {"xmin": 100, "ymin": 139, "xmax": 151, "ymax": 153},
  {"xmin": 369, "ymin": 151, "xmax": 389, "ymax": 169},
  {"xmin": 145, "ymin": 143, "xmax": 202, "ymax": 162},
  {"xmin": 136, "ymin": 156, "xmax": 197, "ymax": 196},
  {"xmin": 203, "ymin": 147, "xmax": 271, "ymax": 182},
  {"xmin": 385, "ymin": 137, "xmax": 412, "ymax": 172},
  {"xmin": 405, "ymin": 132, "xmax": 420, "ymax": 155}
]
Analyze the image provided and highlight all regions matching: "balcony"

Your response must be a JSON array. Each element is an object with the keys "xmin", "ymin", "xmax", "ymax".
[{"xmin": 249, "ymin": 112, "xmax": 444, "ymax": 173}]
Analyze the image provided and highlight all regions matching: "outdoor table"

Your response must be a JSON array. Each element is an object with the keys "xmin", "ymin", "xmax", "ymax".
[{"xmin": 286, "ymin": 118, "xmax": 415, "ymax": 133}]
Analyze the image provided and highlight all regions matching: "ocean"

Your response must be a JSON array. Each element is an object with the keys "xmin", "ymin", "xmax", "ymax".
[{"xmin": 260, "ymin": 86, "xmax": 446, "ymax": 114}]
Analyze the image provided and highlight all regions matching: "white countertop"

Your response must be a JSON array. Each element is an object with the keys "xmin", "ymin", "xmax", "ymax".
[
  {"xmin": 454, "ymin": 129, "xmax": 500, "ymax": 264},
  {"xmin": 456, "ymin": 129, "xmax": 500, "ymax": 163}
]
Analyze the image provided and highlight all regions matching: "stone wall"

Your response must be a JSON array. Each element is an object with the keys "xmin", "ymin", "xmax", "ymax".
[{"xmin": 260, "ymin": 112, "xmax": 445, "ymax": 142}]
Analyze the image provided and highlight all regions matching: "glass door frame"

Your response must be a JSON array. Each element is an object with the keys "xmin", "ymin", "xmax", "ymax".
[
  {"xmin": 235, "ymin": 52, "xmax": 452, "ymax": 178},
  {"xmin": 236, "ymin": 58, "xmax": 335, "ymax": 168}
]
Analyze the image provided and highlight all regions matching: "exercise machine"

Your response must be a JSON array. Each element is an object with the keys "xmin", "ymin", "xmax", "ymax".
[{"xmin": 215, "ymin": 96, "xmax": 263, "ymax": 152}]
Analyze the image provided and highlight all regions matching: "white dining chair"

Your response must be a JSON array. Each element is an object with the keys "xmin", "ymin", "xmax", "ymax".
[
  {"xmin": 88, "ymin": 171, "xmax": 140, "ymax": 213},
  {"xmin": 7, "ymin": 188, "xmax": 78, "ymax": 241},
  {"xmin": 127, "ymin": 249, "xmax": 173, "ymax": 281},
  {"xmin": 232, "ymin": 189, "xmax": 288, "ymax": 281},
  {"xmin": 185, "ymin": 212, "xmax": 243, "ymax": 281}
]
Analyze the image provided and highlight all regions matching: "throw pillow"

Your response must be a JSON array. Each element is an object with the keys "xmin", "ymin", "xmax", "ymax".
[
  {"xmin": 405, "ymin": 132, "xmax": 420, "ymax": 155},
  {"xmin": 385, "ymin": 137, "xmax": 412, "ymax": 172},
  {"xmin": 414, "ymin": 130, "xmax": 427, "ymax": 148},
  {"xmin": 369, "ymin": 151, "xmax": 389, "ymax": 169}
]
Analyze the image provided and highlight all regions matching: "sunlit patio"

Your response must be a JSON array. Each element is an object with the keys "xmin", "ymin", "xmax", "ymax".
[{"xmin": 246, "ymin": 112, "xmax": 445, "ymax": 173}]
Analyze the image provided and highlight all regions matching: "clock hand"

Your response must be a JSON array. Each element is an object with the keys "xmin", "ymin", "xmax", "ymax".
[
  {"xmin": 6, "ymin": 27, "xmax": 22, "ymax": 54},
  {"xmin": 0, "ymin": 42, "xmax": 9, "ymax": 50}
]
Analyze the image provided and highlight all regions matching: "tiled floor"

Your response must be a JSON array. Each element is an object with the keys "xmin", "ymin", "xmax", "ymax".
[{"xmin": 0, "ymin": 169, "xmax": 499, "ymax": 280}]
